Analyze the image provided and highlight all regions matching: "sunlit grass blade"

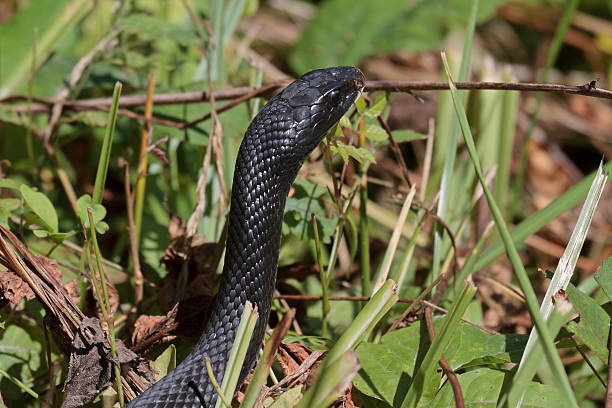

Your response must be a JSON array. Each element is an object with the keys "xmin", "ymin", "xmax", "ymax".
[
  {"xmin": 432, "ymin": 0, "xmax": 479, "ymax": 282},
  {"xmin": 358, "ymin": 126, "xmax": 371, "ymax": 296},
  {"xmin": 324, "ymin": 279, "xmax": 398, "ymax": 367},
  {"xmin": 495, "ymin": 68, "xmax": 519, "ymax": 213},
  {"xmin": 441, "ymin": 52, "xmax": 578, "ymax": 407},
  {"xmin": 512, "ymin": 0, "xmax": 581, "ymax": 210},
  {"xmin": 294, "ymin": 350, "xmax": 360, "ymax": 408},
  {"xmin": 501, "ymin": 297, "xmax": 574, "ymax": 408},
  {"xmin": 401, "ymin": 280, "xmax": 476, "ymax": 408},
  {"xmin": 372, "ymin": 185, "xmax": 416, "ymax": 291},
  {"xmin": 92, "ymin": 82, "xmax": 122, "ymax": 205},
  {"xmin": 0, "ymin": 366, "xmax": 39, "ymax": 399},
  {"xmin": 0, "ymin": 0, "xmax": 91, "ymax": 98},
  {"xmin": 506, "ymin": 163, "xmax": 608, "ymax": 406},
  {"xmin": 214, "ymin": 301, "xmax": 258, "ymax": 408},
  {"xmin": 471, "ymin": 158, "xmax": 612, "ymax": 273},
  {"xmin": 241, "ymin": 309, "xmax": 295, "ymax": 408}
]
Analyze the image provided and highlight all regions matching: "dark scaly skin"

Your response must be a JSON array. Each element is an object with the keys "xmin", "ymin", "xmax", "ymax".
[{"xmin": 127, "ymin": 66, "xmax": 365, "ymax": 407}]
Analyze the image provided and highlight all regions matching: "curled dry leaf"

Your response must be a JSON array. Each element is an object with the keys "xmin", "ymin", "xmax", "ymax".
[
  {"xmin": 0, "ymin": 270, "xmax": 36, "ymax": 305},
  {"xmin": 132, "ymin": 313, "xmax": 171, "ymax": 345},
  {"xmin": 131, "ymin": 303, "xmax": 179, "ymax": 353}
]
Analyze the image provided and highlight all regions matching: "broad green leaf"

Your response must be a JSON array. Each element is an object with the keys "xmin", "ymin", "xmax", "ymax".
[
  {"xmin": 0, "ymin": 324, "xmax": 44, "ymax": 401},
  {"xmin": 339, "ymin": 115, "xmax": 352, "ymax": 128},
  {"xmin": 330, "ymin": 142, "xmax": 376, "ymax": 165},
  {"xmin": 361, "ymin": 124, "xmax": 388, "ymax": 142},
  {"xmin": 393, "ymin": 129, "xmax": 427, "ymax": 143},
  {"xmin": 76, "ymin": 194, "xmax": 108, "ymax": 234},
  {"xmin": 594, "ymin": 256, "xmax": 612, "ymax": 303},
  {"xmin": 566, "ymin": 284, "xmax": 610, "ymax": 364},
  {"xmin": 353, "ymin": 320, "xmax": 527, "ymax": 406},
  {"xmin": 48, "ymin": 230, "xmax": 77, "ymax": 242},
  {"xmin": 429, "ymin": 368, "xmax": 564, "ymax": 407},
  {"xmin": 151, "ymin": 344, "xmax": 176, "ymax": 381},
  {"xmin": 20, "ymin": 185, "xmax": 58, "ymax": 232},
  {"xmin": 284, "ymin": 179, "xmax": 337, "ymax": 244},
  {"xmin": 364, "ymin": 94, "xmax": 388, "ymax": 118},
  {"xmin": 0, "ymin": 179, "xmax": 20, "ymax": 190},
  {"xmin": 0, "ymin": 198, "xmax": 20, "ymax": 212},
  {"xmin": 266, "ymin": 386, "xmax": 303, "ymax": 407}
]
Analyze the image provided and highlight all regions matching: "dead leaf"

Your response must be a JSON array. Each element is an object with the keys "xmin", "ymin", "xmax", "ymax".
[
  {"xmin": 62, "ymin": 317, "xmax": 113, "ymax": 407},
  {"xmin": 0, "ymin": 270, "xmax": 35, "ymax": 305},
  {"xmin": 132, "ymin": 314, "xmax": 169, "ymax": 345},
  {"xmin": 63, "ymin": 317, "xmax": 137, "ymax": 408},
  {"xmin": 64, "ymin": 278, "xmax": 81, "ymax": 306}
]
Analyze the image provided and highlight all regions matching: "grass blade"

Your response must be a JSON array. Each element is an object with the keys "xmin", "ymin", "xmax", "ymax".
[
  {"xmin": 442, "ymin": 52, "xmax": 578, "ymax": 407},
  {"xmin": 401, "ymin": 280, "xmax": 476, "ymax": 407},
  {"xmin": 432, "ymin": 0, "xmax": 479, "ymax": 282},
  {"xmin": 214, "ymin": 301, "xmax": 258, "ymax": 408},
  {"xmin": 294, "ymin": 350, "xmax": 360, "ymax": 408},
  {"xmin": 324, "ymin": 279, "xmax": 398, "ymax": 367},
  {"xmin": 241, "ymin": 309, "xmax": 295, "ymax": 408},
  {"xmin": 472, "ymin": 158, "xmax": 612, "ymax": 273},
  {"xmin": 92, "ymin": 82, "xmax": 122, "ymax": 205},
  {"xmin": 0, "ymin": 0, "xmax": 91, "ymax": 98},
  {"xmin": 507, "ymin": 163, "xmax": 608, "ymax": 406}
]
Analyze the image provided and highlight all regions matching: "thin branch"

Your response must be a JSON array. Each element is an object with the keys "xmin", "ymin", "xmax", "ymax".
[
  {"xmin": 120, "ymin": 160, "xmax": 143, "ymax": 309},
  {"xmin": 4, "ymin": 80, "xmax": 611, "ymax": 115},
  {"xmin": 424, "ymin": 305, "xmax": 465, "ymax": 408}
]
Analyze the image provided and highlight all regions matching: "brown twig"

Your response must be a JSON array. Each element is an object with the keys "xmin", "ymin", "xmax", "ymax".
[
  {"xmin": 121, "ymin": 160, "xmax": 143, "ymax": 309},
  {"xmin": 424, "ymin": 306, "xmax": 465, "ymax": 408},
  {"xmin": 179, "ymin": 82, "xmax": 284, "ymax": 129},
  {"xmin": 4, "ymin": 80, "xmax": 611, "ymax": 116}
]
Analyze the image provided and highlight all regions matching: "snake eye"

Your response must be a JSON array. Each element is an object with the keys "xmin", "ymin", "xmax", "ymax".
[{"xmin": 327, "ymin": 89, "xmax": 341, "ymax": 106}]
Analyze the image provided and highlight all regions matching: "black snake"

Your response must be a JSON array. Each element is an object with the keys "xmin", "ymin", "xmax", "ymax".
[{"xmin": 127, "ymin": 66, "xmax": 365, "ymax": 407}]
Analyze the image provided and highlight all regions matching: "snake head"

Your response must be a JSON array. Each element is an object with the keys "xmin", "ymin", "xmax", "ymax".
[
  {"xmin": 242, "ymin": 66, "xmax": 365, "ymax": 182},
  {"xmin": 285, "ymin": 66, "xmax": 365, "ymax": 153}
]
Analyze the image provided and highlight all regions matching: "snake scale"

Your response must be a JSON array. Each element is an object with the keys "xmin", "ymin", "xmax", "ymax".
[{"xmin": 127, "ymin": 66, "xmax": 365, "ymax": 407}]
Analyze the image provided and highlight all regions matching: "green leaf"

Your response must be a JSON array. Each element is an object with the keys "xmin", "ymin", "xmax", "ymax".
[
  {"xmin": 355, "ymin": 95, "xmax": 366, "ymax": 115},
  {"xmin": 0, "ymin": 179, "xmax": 20, "ymax": 190},
  {"xmin": 353, "ymin": 320, "xmax": 527, "ymax": 406},
  {"xmin": 566, "ymin": 283, "xmax": 610, "ymax": 364},
  {"xmin": 0, "ymin": 0, "xmax": 91, "ymax": 98},
  {"xmin": 429, "ymin": 367, "xmax": 564, "ymax": 407},
  {"xmin": 393, "ymin": 129, "xmax": 427, "ymax": 143},
  {"xmin": 594, "ymin": 256, "xmax": 612, "ymax": 303},
  {"xmin": 364, "ymin": 94, "xmax": 388, "ymax": 118},
  {"xmin": 0, "ymin": 323, "xmax": 44, "ymax": 400},
  {"xmin": 361, "ymin": 124, "xmax": 388, "ymax": 142},
  {"xmin": 330, "ymin": 142, "xmax": 376, "ymax": 165},
  {"xmin": 48, "ymin": 230, "xmax": 77, "ymax": 243},
  {"xmin": 339, "ymin": 115, "xmax": 352, "ymax": 128},
  {"xmin": 76, "ymin": 194, "xmax": 108, "ymax": 234},
  {"xmin": 266, "ymin": 386, "xmax": 303, "ymax": 407},
  {"xmin": 20, "ymin": 184, "xmax": 58, "ymax": 232},
  {"xmin": 151, "ymin": 344, "xmax": 176, "ymax": 381},
  {"xmin": 0, "ymin": 198, "xmax": 21, "ymax": 212},
  {"xmin": 284, "ymin": 179, "xmax": 337, "ymax": 244}
]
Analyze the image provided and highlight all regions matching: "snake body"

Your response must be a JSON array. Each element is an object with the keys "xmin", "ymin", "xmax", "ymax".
[{"xmin": 127, "ymin": 66, "xmax": 365, "ymax": 407}]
